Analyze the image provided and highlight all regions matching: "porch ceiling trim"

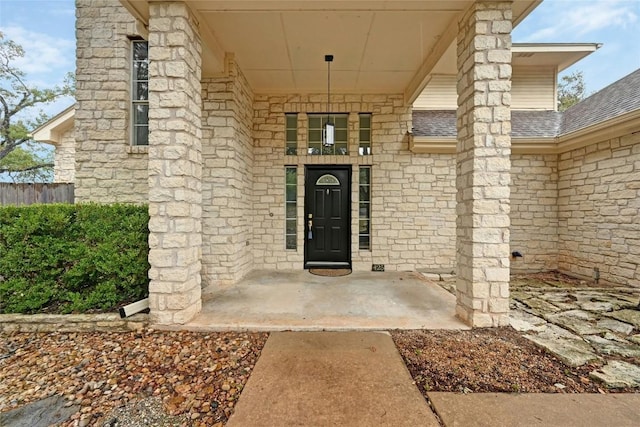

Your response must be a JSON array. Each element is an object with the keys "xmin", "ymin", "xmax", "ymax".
[
  {"xmin": 410, "ymin": 136, "xmax": 558, "ymax": 155},
  {"xmin": 403, "ymin": 11, "xmax": 460, "ymax": 107}
]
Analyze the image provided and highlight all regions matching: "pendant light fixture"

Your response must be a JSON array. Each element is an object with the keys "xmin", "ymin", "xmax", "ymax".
[{"xmin": 323, "ymin": 54, "xmax": 335, "ymax": 147}]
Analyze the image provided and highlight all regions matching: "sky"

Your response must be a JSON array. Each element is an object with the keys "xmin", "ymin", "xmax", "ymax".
[
  {"xmin": 0, "ymin": 0, "xmax": 76, "ymax": 116},
  {"xmin": 513, "ymin": 0, "xmax": 640, "ymax": 95},
  {"xmin": 0, "ymin": 0, "xmax": 639, "ymax": 118}
]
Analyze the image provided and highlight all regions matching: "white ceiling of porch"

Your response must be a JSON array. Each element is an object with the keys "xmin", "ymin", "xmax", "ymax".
[
  {"xmin": 121, "ymin": 0, "xmax": 542, "ymax": 100},
  {"xmin": 199, "ymin": 6, "xmax": 454, "ymax": 93}
]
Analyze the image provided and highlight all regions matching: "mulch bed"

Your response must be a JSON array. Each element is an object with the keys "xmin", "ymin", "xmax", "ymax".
[{"xmin": 391, "ymin": 328, "xmax": 631, "ymax": 394}]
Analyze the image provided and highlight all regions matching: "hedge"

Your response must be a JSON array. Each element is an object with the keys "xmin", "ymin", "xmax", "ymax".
[{"xmin": 0, "ymin": 203, "xmax": 149, "ymax": 314}]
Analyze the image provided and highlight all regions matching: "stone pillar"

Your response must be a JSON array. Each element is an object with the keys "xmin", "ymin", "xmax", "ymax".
[
  {"xmin": 455, "ymin": 1, "xmax": 512, "ymax": 327},
  {"xmin": 147, "ymin": 1, "xmax": 203, "ymax": 324}
]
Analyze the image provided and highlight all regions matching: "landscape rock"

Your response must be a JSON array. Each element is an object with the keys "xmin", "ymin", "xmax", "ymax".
[
  {"xmin": 606, "ymin": 309, "xmax": 640, "ymax": 328},
  {"xmin": 595, "ymin": 318, "xmax": 634, "ymax": 335},
  {"xmin": 521, "ymin": 297, "xmax": 562, "ymax": 314},
  {"xmin": 590, "ymin": 361, "xmax": 640, "ymax": 388},
  {"xmin": 543, "ymin": 310, "xmax": 605, "ymax": 336},
  {"xmin": 524, "ymin": 325, "xmax": 600, "ymax": 367},
  {"xmin": 579, "ymin": 301, "xmax": 614, "ymax": 312},
  {"xmin": 539, "ymin": 293, "xmax": 578, "ymax": 311},
  {"xmin": 0, "ymin": 395, "xmax": 78, "ymax": 427},
  {"xmin": 584, "ymin": 335, "xmax": 640, "ymax": 358},
  {"xmin": 509, "ymin": 310, "xmax": 547, "ymax": 332}
]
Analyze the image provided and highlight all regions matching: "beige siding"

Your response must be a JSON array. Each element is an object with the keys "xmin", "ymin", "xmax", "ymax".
[
  {"xmin": 413, "ymin": 75, "xmax": 457, "ymax": 110},
  {"xmin": 413, "ymin": 67, "xmax": 556, "ymax": 111},
  {"xmin": 512, "ymin": 66, "xmax": 556, "ymax": 110}
]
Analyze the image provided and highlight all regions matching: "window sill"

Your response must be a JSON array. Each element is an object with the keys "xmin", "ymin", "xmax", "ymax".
[{"xmin": 127, "ymin": 145, "xmax": 149, "ymax": 154}]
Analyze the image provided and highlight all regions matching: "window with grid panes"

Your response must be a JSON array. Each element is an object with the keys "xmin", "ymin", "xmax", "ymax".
[
  {"xmin": 359, "ymin": 167, "xmax": 371, "ymax": 250},
  {"xmin": 285, "ymin": 167, "xmax": 297, "ymax": 249},
  {"xmin": 307, "ymin": 114, "xmax": 348, "ymax": 155},
  {"xmin": 131, "ymin": 40, "xmax": 149, "ymax": 146},
  {"xmin": 359, "ymin": 113, "xmax": 371, "ymax": 155},
  {"xmin": 285, "ymin": 114, "xmax": 297, "ymax": 155}
]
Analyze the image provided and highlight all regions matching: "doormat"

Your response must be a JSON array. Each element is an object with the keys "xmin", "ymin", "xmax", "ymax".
[{"xmin": 309, "ymin": 268, "xmax": 352, "ymax": 277}]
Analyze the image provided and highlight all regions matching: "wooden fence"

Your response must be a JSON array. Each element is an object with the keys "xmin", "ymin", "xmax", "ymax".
[{"xmin": 0, "ymin": 183, "xmax": 74, "ymax": 206}]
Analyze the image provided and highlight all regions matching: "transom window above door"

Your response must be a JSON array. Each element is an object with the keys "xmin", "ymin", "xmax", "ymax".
[{"xmin": 308, "ymin": 114, "xmax": 348, "ymax": 155}]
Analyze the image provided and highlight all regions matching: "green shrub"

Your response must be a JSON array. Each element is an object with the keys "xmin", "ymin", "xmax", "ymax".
[{"xmin": 0, "ymin": 203, "xmax": 149, "ymax": 314}]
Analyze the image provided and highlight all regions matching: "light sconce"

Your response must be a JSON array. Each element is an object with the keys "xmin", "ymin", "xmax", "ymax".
[{"xmin": 323, "ymin": 54, "xmax": 334, "ymax": 147}]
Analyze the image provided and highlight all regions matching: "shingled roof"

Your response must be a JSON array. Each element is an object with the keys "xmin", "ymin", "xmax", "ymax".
[
  {"xmin": 561, "ymin": 68, "xmax": 640, "ymax": 135},
  {"xmin": 412, "ymin": 110, "xmax": 563, "ymax": 138},
  {"xmin": 412, "ymin": 68, "xmax": 640, "ymax": 139}
]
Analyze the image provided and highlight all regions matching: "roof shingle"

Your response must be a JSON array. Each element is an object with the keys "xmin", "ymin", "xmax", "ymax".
[
  {"xmin": 412, "ymin": 68, "xmax": 640, "ymax": 139},
  {"xmin": 412, "ymin": 110, "xmax": 562, "ymax": 138},
  {"xmin": 561, "ymin": 69, "xmax": 640, "ymax": 135}
]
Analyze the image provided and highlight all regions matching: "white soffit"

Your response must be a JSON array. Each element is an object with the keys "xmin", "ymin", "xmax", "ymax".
[
  {"xmin": 122, "ymin": 0, "xmax": 541, "ymax": 94},
  {"xmin": 31, "ymin": 106, "xmax": 75, "ymax": 145},
  {"xmin": 512, "ymin": 43, "xmax": 601, "ymax": 72},
  {"xmin": 430, "ymin": 42, "xmax": 601, "ymax": 76}
]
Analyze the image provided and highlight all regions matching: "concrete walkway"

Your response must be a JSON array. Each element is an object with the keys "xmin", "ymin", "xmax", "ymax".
[
  {"xmin": 228, "ymin": 331, "xmax": 640, "ymax": 427},
  {"xmin": 428, "ymin": 392, "xmax": 640, "ymax": 426},
  {"xmin": 227, "ymin": 331, "xmax": 440, "ymax": 426},
  {"xmin": 188, "ymin": 270, "xmax": 466, "ymax": 331}
]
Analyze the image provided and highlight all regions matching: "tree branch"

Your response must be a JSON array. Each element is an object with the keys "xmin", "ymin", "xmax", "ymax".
[
  {"xmin": 0, "ymin": 137, "xmax": 29, "ymax": 160},
  {"xmin": 0, "ymin": 162, "xmax": 53, "ymax": 174},
  {"xmin": 0, "ymin": 93, "xmax": 10, "ymax": 139}
]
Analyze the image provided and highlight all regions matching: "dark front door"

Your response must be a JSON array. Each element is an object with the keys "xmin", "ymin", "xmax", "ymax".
[{"xmin": 304, "ymin": 166, "xmax": 351, "ymax": 268}]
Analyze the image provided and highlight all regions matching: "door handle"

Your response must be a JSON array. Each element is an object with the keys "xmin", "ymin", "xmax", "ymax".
[{"xmin": 307, "ymin": 219, "xmax": 313, "ymax": 240}]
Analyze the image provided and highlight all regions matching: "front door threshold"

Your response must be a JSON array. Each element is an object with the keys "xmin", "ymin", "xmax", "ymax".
[{"xmin": 305, "ymin": 261, "xmax": 351, "ymax": 269}]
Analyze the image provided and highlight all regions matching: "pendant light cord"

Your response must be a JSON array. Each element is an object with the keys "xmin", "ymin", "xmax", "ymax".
[
  {"xmin": 325, "ymin": 54, "xmax": 333, "ymax": 125},
  {"xmin": 327, "ymin": 59, "xmax": 330, "ymax": 124}
]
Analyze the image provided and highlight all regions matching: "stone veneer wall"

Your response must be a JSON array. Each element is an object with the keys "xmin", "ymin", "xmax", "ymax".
[
  {"xmin": 251, "ymin": 94, "xmax": 457, "ymax": 272},
  {"xmin": 201, "ymin": 60, "xmax": 255, "ymax": 287},
  {"xmin": 147, "ymin": 1, "xmax": 203, "ymax": 324},
  {"xmin": 510, "ymin": 154, "xmax": 559, "ymax": 271},
  {"xmin": 75, "ymin": 0, "xmax": 148, "ymax": 203},
  {"xmin": 558, "ymin": 132, "xmax": 640, "ymax": 286},
  {"xmin": 455, "ymin": 1, "xmax": 512, "ymax": 326},
  {"xmin": 54, "ymin": 127, "xmax": 76, "ymax": 183}
]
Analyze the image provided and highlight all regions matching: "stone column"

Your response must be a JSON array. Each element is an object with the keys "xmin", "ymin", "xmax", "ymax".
[
  {"xmin": 148, "ymin": 1, "xmax": 203, "ymax": 324},
  {"xmin": 455, "ymin": 1, "xmax": 512, "ymax": 327}
]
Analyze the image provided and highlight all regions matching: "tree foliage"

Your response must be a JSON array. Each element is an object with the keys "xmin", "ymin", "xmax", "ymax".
[
  {"xmin": 0, "ymin": 31, "xmax": 73, "ymax": 181},
  {"xmin": 558, "ymin": 71, "xmax": 586, "ymax": 112}
]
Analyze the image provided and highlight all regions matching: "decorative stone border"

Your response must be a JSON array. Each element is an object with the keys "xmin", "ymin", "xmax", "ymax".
[{"xmin": 0, "ymin": 313, "xmax": 148, "ymax": 333}]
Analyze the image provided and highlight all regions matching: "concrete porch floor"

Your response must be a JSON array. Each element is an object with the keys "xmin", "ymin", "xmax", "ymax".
[{"xmin": 184, "ymin": 270, "xmax": 469, "ymax": 331}]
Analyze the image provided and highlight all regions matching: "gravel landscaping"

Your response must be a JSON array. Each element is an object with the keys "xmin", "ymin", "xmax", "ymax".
[
  {"xmin": 0, "ymin": 330, "xmax": 267, "ymax": 426},
  {"xmin": 3, "ymin": 327, "xmax": 638, "ymax": 426},
  {"xmin": 2, "ymin": 271, "xmax": 639, "ymax": 425}
]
